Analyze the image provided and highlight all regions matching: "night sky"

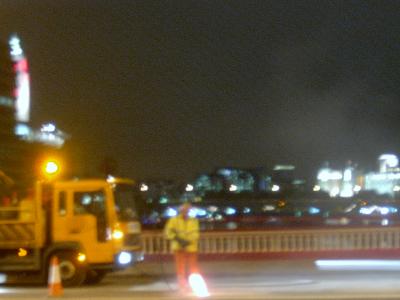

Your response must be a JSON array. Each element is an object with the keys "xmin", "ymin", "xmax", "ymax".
[{"xmin": 2, "ymin": 1, "xmax": 400, "ymax": 182}]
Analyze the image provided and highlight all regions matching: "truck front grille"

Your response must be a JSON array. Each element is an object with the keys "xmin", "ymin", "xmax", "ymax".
[{"xmin": 124, "ymin": 233, "xmax": 141, "ymax": 247}]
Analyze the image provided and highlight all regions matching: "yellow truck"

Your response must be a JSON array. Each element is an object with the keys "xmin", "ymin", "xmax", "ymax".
[{"xmin": 0, "ymin": 177, "xmax": 143, "ymax": 286}]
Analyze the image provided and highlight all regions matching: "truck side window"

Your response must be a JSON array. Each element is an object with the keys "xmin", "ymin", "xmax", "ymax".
[
  {"xmin": 73, "ymin": 190, "xmax": 105, "ymax": 216},
  {"xmin": 73, "ymin": 190, "xmax": 107, "ymax": 242},
  {"xmin": 59, "ymin": 191, "xmax": 67, "ymax": 216}
]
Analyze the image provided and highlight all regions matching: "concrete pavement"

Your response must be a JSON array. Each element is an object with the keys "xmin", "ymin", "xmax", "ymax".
[{"xmin": 2, "ymin": 259, "xmax": 400, "ymax": 299}]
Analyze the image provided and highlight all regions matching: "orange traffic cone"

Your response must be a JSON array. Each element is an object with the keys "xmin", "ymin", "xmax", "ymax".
[{"xmin": 48, "ymin": 256, "xmax": 63, "ymax": 297}]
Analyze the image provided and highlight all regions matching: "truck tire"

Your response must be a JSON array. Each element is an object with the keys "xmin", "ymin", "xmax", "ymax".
[
  {"xmin": 84, "ymin": 269, "xmax": 107, "ymax": 285},
  {"xmin": 53, "ymin": 252, "xmax": 87, "ymax": 287}
]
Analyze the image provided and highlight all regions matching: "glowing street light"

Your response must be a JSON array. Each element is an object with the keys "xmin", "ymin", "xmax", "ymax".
[
  {"xmin": 313, "ymin": 185, "xmax": 321, "ymax": 192},
  {"xmin": 271, "ymin": 185, "xmax": 280, "ymax": 192},
  {"xmin": 140, "ymin": 183, "xmax": 149, "ymax": 192},
  {"xmin": 185, "ymin": 184, "xmax": 194, "ymax": 192},
  {"xmin": 229, "ymin": 184, "xmax": 238, "ymax": 192}
]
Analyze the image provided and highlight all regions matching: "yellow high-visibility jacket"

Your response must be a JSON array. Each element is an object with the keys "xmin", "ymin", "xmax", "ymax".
[{"xmin": 164, "ymin": 215, "xmax": 199, "ymax": 252}]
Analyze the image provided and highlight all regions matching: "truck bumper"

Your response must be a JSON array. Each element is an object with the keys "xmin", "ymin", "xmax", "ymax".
[
  {"xmin": 90, "ymin": 250, "xmax": 144, "ymax": 271},
  {"xmin": 115, "ymin": 250, "xmax": 144, "ymax": 268}
]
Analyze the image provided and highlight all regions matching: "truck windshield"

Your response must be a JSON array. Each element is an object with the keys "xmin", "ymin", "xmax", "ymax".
[{"xmin": 113, "ymin": 184, "xmax": 138, "ymax": 221}]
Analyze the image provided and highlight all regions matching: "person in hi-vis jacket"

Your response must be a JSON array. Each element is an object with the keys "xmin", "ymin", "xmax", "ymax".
[{"xmin": 164, "ymin": 202, "xmax": 200, "ymax": 291}]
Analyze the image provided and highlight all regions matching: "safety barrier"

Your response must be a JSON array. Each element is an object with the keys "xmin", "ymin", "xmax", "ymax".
[{"xmin": 142, "ymin": 227, "xmax": 400, "ymax": 255}]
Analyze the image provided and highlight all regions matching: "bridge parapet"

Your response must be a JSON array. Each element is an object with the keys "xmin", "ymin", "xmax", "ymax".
[{"xmin": 142, "ymin": 227, "xmax": 400, "ymax": 258}]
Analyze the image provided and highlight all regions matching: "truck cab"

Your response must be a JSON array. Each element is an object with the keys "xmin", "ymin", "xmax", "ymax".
[{"xmin": 0, "ymin": 177, "xmax": 143, "ymax": 286}]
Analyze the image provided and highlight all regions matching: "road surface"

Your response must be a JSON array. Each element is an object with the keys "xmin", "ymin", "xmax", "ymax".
[{"xmin": 2, "ymin": 259, "xmax": 400, "ymax": 299}]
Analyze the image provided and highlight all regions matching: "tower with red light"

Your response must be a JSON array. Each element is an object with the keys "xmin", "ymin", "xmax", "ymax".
[{"xmin": 9, "ymin": 34, "xmax": 30, "ymax": 123}]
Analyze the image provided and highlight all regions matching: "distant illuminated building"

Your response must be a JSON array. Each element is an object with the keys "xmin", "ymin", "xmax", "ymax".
[
  {"xmin": 194, "ymin": 174, "xmax": 223, "ymax": 194},
  {"xmin": 316, "ymin": 162, "xmax": 359, "ymax": 198},
  {"xmin": 317, "ymin": 166, "xmax": 342, "ymax": 197},
  {"xmin": 364, "ymin": 154, "xmax": 400, "ymax": 196},
  {"xmin": 317, "ymin": 155, "xmax": 400, "ymax": 198},
  {"xmin": 378, "ymin": 154, "xmax": 399, "ymax": 173},
  {"xmin": 193, "ymin": 167, "xmax": 256, "ymax": 195},
  {"xmin": 138, "ymin": 179, "xmax": 181, "ymax": 205},
  {"xmin": 272, "ymin": 164, "xmax": 294, "ymax": 183},
  {"xmin": 193, "ymin": 166, "xmax": 303, "ymax": 195},
  {"xmin": 15, "ymin": 122, "xmax": 67, "ymax": 148},
  {"xmin": 272, "ymin": 165, "xmax": 295, "ymax": 185},
  {"xmin": 216, "ymin": 168, "xmax": 255, "ymax": 193},
  {"xmin": 8, "ymin": 35, "xmax": 67, "ymax": 148},
  {"xmin": 0, "ymin": 35, "xmax": 68, "ymax": 187},
  {"xmin": 340, "ymin": 164, "xmax": 355, "ymax": 198},
  {"xmin": 0, "ymin": 37, "xmax": 31, "ymax": 185},
  {"xmin": 271, "ymin": 164, "xmax": 306, "ymax": 192}
]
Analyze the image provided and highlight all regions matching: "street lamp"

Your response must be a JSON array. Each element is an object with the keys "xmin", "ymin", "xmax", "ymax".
[
  {"xmin": 185, "ymin": 184, "xmax": 194, "ymax": 192},
  {"xmin": 140, "ymin": 183, "xmax": 149, "ymax": 192},
  {"xmin": 271, "ymin": 185, "xmax": 280, "ymax": 192},
  {"xmin": 229, "ymin": 184, "xmax": 238, "ymax": 192},
  {"xmin": 313, "ymin": 185, "xmax": 321, "ymax": 192}
]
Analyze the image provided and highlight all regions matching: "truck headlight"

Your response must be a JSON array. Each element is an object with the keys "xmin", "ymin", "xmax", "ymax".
[
  {"xmin": 0, "ymin": 273, "xmax": 7, "ymax": 284},
  {"xmin": 77, "ymin": 252, "xmax": 86, "ymax": 262},
  {"xmin": 118, "ymin": 252, "xmax": 132, "ymax": 265},
  {"xmin": 112, "ymin": 229, "xmax": 124, "ymax": 240}
]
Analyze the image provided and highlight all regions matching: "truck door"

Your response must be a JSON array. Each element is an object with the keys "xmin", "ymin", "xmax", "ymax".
[{"xmin": 52, "ymin": 188, "xmax": 114, "ymax": 263}]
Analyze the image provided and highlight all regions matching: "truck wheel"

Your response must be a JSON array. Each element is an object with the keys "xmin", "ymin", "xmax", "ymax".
[
  {"xmin": 84, "ymin": 269, "xmax": 107, "ymax": 285},
  {"xmin": 54, "ymin": 252, "xmax": 87, "ymax": 287}
]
